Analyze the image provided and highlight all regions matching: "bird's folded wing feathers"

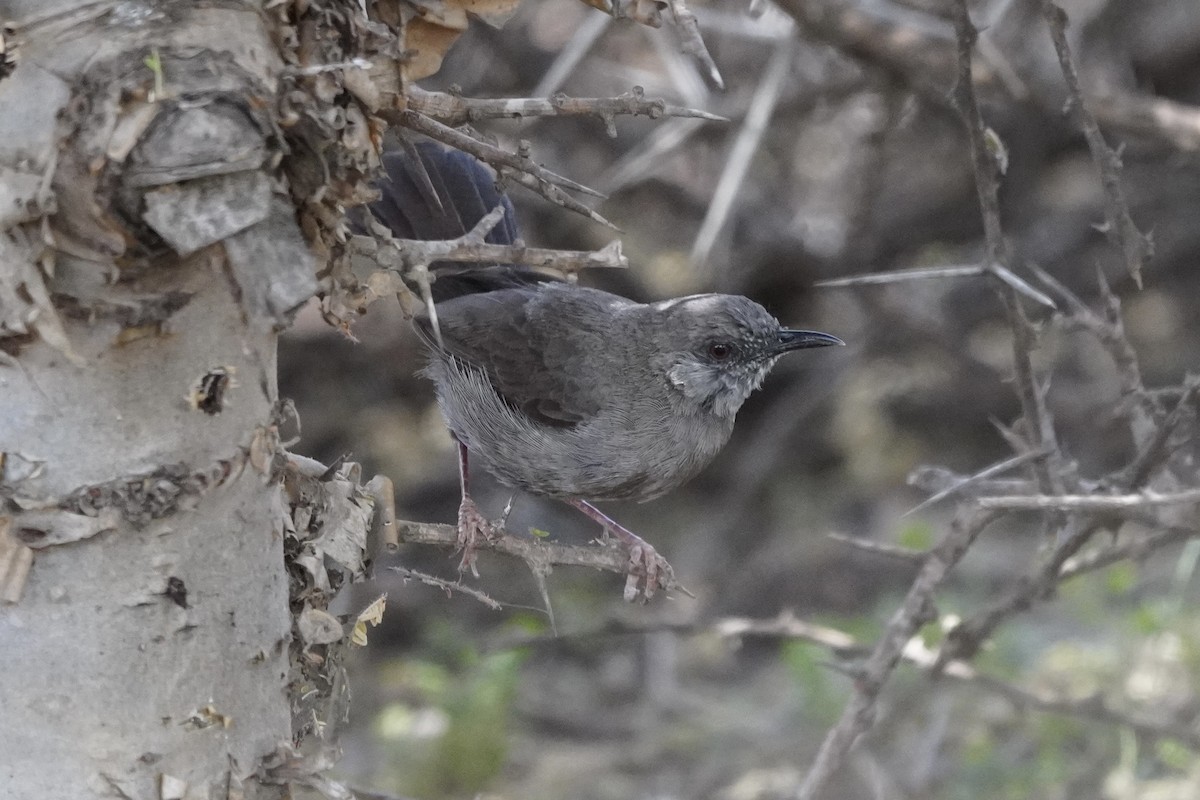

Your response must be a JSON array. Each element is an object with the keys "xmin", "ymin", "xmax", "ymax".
[{"xmin": 418, "ymin": 282, "xmax": 626, "ymax": 428}]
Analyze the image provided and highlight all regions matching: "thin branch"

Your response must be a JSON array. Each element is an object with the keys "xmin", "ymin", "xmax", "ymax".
[
  {"xmin": 533, "ymin": 8, "xmax": 610, "ymax": 97},
  {"xmin": 795, "ymin": 509, "xmax": 998, "ymax": 799},
  {"xmin": 395, "ymin": 518, "xmax": 690, "ymax": 597},
  {"xmin": 691, "ymin": 36, "xmax": 795, "ymax": 272},
  {"xmin": 353, "ymin": 205, "xmax": 626, "ymax": 276},
  {"xmin": 817, "ymin": 264, "xmax": 986, "ymax": 287},
  {"xmin": 904, "ymin": 448, "xmax": 1052, "ymax": 516},
  {"xmin": 817, "ymin": 263, "xmax": 1055, "ymax": 309},
  {"xmin": 391, "ymin": 110, "xmax": 618, "ymax": 229},
  {"xmin": 978, "ymin": 488, "xmax": 1200, "ymax": 511},
  {"xmin": 342, "ymin": 206, "xmax": 628, "ymax": 324},
  {"xmin": 1029, "ymin": 261, "xmax": 1154, "ymax": 438},
  {"xmin": 1060, "ymin": 523, "xmax": 1200, "ymax": 580},
  {"xmin": 731, "ymin": 614, "xmax": 1200, "ymax": 749},
  {"xmin": 667, "ymin": 0, "xmax": 724, "ymax": 89},
  {"xmin": 390, "ymin": 566, "xmax": 503, "ymax": 610},
  {"xmin": 498, "ymin": 609, "xmax": 1200, "ymax": 749},
  {"xmin": 1092, "ymin": 91, "xmax": 1200, "ymax": 153},
  {"xmin": 407, "ymin": 85, "xmax": 725, "ymax": 130},
  {"xmin": 949, "ymin": 0, "xmax": 1066, "ymax": 510},
  {"xmin": 826, "ymin": 532, "xmax": 927, "ymax": 563},
  {"xmin": 1122, "ymin": 375, "xmax": 1200, "ymax": 489},
  {"xmin": 1040, "ymin": 1, "xmax": 1153, "ymax": 287}
]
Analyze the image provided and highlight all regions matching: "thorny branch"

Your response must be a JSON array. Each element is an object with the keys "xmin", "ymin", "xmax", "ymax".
[
  {"xmin": 395, "ymin": 518, "xmax": 689, "ymax": 596},
  {"xmin": 1039, "ymin": 1, "xmax": 1153, "ymax": 288},
  {"xmin": 335, "ymin": 203, "xmax": 628, "ymax": 333},
  {"xmin": 407, "ymin": 85, "xmax": 726, "ymax": 131},
  {"xmin": 775, "ymin": 0, "xmax": 1200, "ymax": 154},
  {"xmin": 796, "ymin": 1, "xmax": 1199, "ymax": 795},
  {"xmin": 285, "ymin": 453, "xmax": 690, "ymax": 601},
  {"xmin": 497, "ymin": 610, "xmax": 1200, "ymax": 748},
  {"xmin": 392, "ymin": 109, "xmax": 619, "ymax": 229},
  {"xmin": 795, "ymin": 509, "xmax": 998, "ymax": 800},
  {"xmin": 948, "ymin": 2, "xmax": 1065, "ymax": 507}
]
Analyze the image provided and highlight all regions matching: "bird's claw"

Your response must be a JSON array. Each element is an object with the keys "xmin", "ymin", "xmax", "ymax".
[
  {"xmin": 623, "ymin": 541, "xmax": 675, "ymax": 603},
  {"xmin": 456, "ymin": 496, "xmax": 499, "ymax": 577}
]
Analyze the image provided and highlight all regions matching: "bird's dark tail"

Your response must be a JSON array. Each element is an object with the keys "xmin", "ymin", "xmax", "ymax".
[
  {"xmin": 366, "ymin": 141, "xmax": 560, "ymax": 303},
  {"xmin": 369, "ymin": 141, "xmax": 519, "ymax": 247}
]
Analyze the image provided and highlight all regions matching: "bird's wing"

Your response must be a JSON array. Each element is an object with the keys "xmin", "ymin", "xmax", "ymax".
[{"xmin": 417, "ymin": 278, "xmax": 627, "ymax": 428}]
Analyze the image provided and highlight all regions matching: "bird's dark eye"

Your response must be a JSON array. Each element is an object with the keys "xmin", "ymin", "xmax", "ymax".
[{"xmin": 708, "ymin": 342, "xmax": 733, "ymax": 360}]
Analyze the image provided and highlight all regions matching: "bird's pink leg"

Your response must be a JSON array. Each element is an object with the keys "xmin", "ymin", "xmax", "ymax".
[
  {"xmin": 455, "ymin": 441, "xmax": 498, "ymax": 576},
  {"xmin": 567, "ymin": 499, "xmax": 674, "ymax": 602}
]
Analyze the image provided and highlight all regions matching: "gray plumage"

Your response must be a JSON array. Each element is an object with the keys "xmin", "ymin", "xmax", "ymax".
[
  {"xmin": 416, "ymin": 270, "xmax": 842, "ymax": 503},
  {"xmin": 372, "ymin": 142, "xmax": 841, "ymax": 598}
]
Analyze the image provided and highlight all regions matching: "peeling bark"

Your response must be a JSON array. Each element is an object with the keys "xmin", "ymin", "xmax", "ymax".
[{"xmin": 0, "ymin": 1, "xmax": 320, "ymax": 797}]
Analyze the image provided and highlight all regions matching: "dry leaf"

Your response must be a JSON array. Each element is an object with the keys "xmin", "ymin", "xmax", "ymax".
[{"xmin": 351, "ymin": 593, "xmax": 387, "ymax": 646}]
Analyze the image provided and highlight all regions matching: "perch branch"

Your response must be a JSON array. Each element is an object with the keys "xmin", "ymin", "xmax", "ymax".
[{"xmin": 395, "ymin": 519, "xmax": 689, "ymax": 597}]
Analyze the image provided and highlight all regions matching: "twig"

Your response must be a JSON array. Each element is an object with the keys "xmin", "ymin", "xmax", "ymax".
[
  {"xmin": 817, "ymin": 264, "xmax": 986, "ymax": 286},
  {"xmin": 904, "ymin": 448, "xmax": 1052, "ymax": 516},
  {"xmin": 1040, "ymin": 1, "xmax": 1153, "ymax": 288},
  {"xmin": 978, "ymin": 488, "xmax": 1200, "ymax": 511},
  {"xmin": 817, "ymin": 263, "xmax": 1055, "ymax": 309},
  {"xmin": 826, "ymin": 532, "xmax": 927, "ymax": 563},
  {"xmin": 407, "ymin": 85, "xmax": 725, "ymax": 130},
  {"xmin": 1092, "ymin": 91, "xmax": 1200, "ymax": 153},
  {"xmin": 949, "ymin": 0, "xmax": 1066, "ymax": 509},
  {"xmin": 390, "ymin": 566, "xmax": 503, "ymax": 610},
  {"xmin": 774, "ymin": 0, "xmax": 1001, "ymax": 104},
  {"xmin": 532, "ymin": 9, "xmax": 610, "ymax": 97},
  {"xmin": 795, "ymin": 509, "xmax": 998, "ymax": 799},
  {"xmin": 690, "ymin": 36, "xmax": 795, "ymax": 272},
  {"xmin": 667, "ymin": 0, "xmax": 724, "ymax": 89},
  {"xmin": 391, "ymin": 110, "xmax": 618, "ymax": 229},
  {"xmin": 777, "ymin": 0, "xmax": 1200, "ymax": 153},
  {"xmin": 1123, "ymin": 376, "xmax": 1200, "ymax": 488},
  {"xmin": 1029, "ymin": 262, "xmax": 1154, "ymax": 439},
  {"xmin": 354, "ymin": 234, "xmax": 628, "ymax": 276},
  {"xmin": 344, "ymin": 206, "xmax": 627, "ymax": 323},
  {"xmin": 365, "ymin": 475, "xmax": 397, "ymax": 552},
  {"xmin": 730, "ymin": 614, "xmax": 1200, "ymax": 749},
  {"xmin": 497, "ymin": 609, "xmax": 1200, "ymax": 749},
  {"xmin": 1059, "ymin": 523, "xmax": 1200, "ymax": 580},
  {"xmin": 395, "ymin": 518, "xmax": 689, "ymax": 596}
]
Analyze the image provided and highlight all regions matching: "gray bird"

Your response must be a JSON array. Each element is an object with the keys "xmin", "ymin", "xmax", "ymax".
[
  {"xmin": 371, "ymin": 144, "xmax": 843, "ymax": 600},
  {"xmin": 414, "ymin": 269, "xmax": 842, "ymax": 600}
]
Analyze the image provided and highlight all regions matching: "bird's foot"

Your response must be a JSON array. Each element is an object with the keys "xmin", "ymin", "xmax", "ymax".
[
  {"xmin": 566, "ymin": 499, "xmax": 676, "ymax": 601},
  {"xmin": 456, "ymin": 496, "xmax": 500, "ymax": 578},
  {"xmin": 621, "ymin": 537, "xmax": 675, "ymax": 603}
]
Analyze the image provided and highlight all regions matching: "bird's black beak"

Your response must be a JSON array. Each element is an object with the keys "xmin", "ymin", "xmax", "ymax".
[{"xmin": 773, "ymin": 329, "xmax": 845, "ymax": 354}]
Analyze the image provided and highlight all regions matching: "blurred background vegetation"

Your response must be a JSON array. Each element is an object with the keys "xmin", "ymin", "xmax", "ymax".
[{"xmin": 281, "ymin": 0, "xmax": 1200, "ymax": 797}]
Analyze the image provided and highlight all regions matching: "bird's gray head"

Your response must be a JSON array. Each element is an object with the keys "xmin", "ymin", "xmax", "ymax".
[{"xmin": 651, "ymin": 294, "xmax": 843, "ymax": 419}]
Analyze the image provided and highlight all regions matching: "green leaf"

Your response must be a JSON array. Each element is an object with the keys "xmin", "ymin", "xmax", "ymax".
[{"xmin": 897, "ymin": 521, "xmax": 934, "ymax": 552}]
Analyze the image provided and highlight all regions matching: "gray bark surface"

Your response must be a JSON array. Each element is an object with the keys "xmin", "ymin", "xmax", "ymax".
[{"xmin": 0, "ymin": 1, "xmax": 324, "ymax": 797}]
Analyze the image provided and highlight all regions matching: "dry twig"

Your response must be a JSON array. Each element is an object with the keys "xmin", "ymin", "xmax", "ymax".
[
  {"xmin": 691, "ymin": 36, "xmax": 795, "ymax": 272},
  {"xmin": 1039, "ymin": 1, "xmax": 1153, "ymax": 288},
  {"xmin": 407, "ymin": 85, "xmax": 725, "ymax": 131},
  {"xmin": 795, "ymin": 509, "xmax": 998, "ymax": 799},
  {"xmin": 391, "ymin": 110, "xmax": 617, "ymax": 229},
  {"xmin": 395, "ymin": 518, "xmax": 690, "ymax": 597}
]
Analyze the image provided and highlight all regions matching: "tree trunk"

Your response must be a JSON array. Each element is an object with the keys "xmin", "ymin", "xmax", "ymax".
[{"xmin": 0, "ymin": 2, "xmax": 323, "ymax": 796}]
